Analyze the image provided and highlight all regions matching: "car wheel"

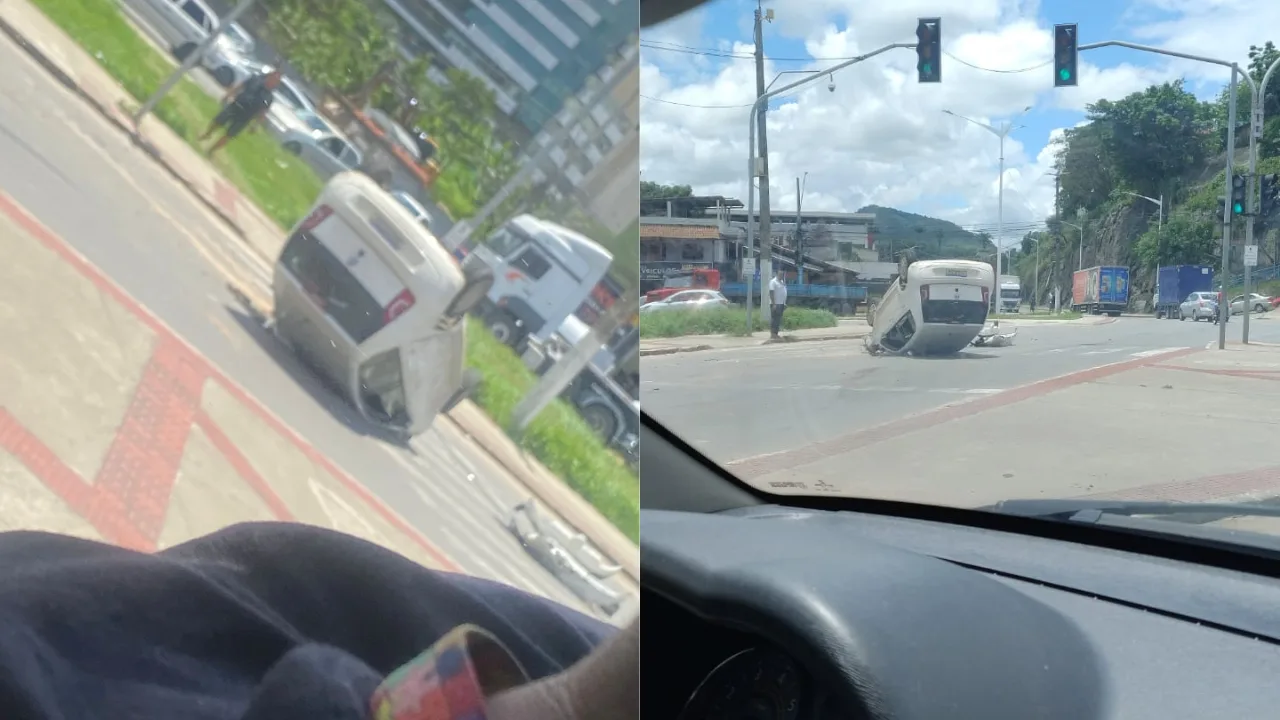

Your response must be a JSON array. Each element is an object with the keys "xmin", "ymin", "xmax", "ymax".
[
  {"xmin": 213, "ymin": 66, "xmax": 236, "ymax": 87},
  {"xmin": 173, "ymin": 42, "xmax": 197, "ymax": 61},
  {"xmin": 488, "ymin": 317, "xmax": 515, "ymax": 344},
  {"xmin": 580, "ymin": 404, "xmax": 618, "ymax": 442},
  {"xmin": 1179, "ymin": 310, "xmax": 1186, "ymax": 321},
  {"xmin": 1256, "ymin": 304, "xmax": 1267, "ymax": 313},
  {"xmin": 282, "ymin": 141, "xmax": 303, "ymax": 155}
]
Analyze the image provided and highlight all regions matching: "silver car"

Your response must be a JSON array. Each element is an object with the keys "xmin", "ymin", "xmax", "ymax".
[
  {"xmin": 640, "ymin": 289, "xmax": 731, "ymax": 313},
  {"xmin": 1178, "ymin": 291, "xmax": 1219, "ymax": 321},
  {"xmin": 1229, "ymin": 293, "xmax": 1273, "ymax": 315}
]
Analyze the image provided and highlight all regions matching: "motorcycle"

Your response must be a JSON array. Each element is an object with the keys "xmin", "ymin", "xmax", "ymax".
[{"xmin": 971, "ymin": 320, "xmax": 1017, "ymax": 348}]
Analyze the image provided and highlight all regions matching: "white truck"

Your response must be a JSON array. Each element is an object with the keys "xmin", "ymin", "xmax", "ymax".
[
  {"xmin": 998, "ymin": 274, "xmax": 1022, "ymax": 313},
  {"xmin": 463, "ymin": 214, "xmax": 613, "ymax": 354}
]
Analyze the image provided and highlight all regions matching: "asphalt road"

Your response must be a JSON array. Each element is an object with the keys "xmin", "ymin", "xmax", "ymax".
[
  {"xmin": 643, "ymin": 315, "xmax": 1280, "ymax": 466},
  {"xmin": 0, "ymin": 36, "xmax": 599, "ymax": 616}
]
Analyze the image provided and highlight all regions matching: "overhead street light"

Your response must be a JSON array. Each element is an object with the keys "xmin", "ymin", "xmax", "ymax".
[{"xmin": 942, "ymin": 105, "xmax": 1032, "ymax": 312}]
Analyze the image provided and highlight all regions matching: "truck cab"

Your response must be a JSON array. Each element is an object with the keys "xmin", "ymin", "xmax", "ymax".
[
  {"xmin": 463, "ymin": 215, "xmax": 613, "ymax": 353},
  {"xmin": 998, "ymin": 275, "xmax": 1021, "ymax": 313}
]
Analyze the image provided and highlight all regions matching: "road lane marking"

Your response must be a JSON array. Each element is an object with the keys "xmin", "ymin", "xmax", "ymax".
[
  {"xmin": 726, "ymin": 346, "xmax": 1204, "ymax": 479},
  {"xmin": 1132, "ymin": 347, "xmax": 1192, "ymax": 359}
]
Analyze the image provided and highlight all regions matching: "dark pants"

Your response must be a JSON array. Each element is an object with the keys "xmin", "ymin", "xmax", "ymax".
[
  {"xmin": 771, "ymin": 303, "xmax": 786, "ymax": 336},
  {"xmin": 212, "ymin": 101, "xmax": 254, "ymax": 138}
]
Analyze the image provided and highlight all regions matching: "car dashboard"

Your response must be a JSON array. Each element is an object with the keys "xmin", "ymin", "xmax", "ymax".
[{"xmin": 641, "ymin": 505, "xmax": 1280, "ymax": 719}]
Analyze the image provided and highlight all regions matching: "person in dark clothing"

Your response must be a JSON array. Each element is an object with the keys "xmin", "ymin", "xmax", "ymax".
[
  {"xmin": 199, "ymin": 69, "xmax": 283, "ymax": 156},
  {"xmin": 0, "ymin": 522, "xmax": 638, "ymax": 720}
]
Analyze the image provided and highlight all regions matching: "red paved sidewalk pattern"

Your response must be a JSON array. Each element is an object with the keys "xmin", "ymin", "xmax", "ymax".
[{"xmin": 0, "ymin": 190, "xmax": 456, "ymax": 569}]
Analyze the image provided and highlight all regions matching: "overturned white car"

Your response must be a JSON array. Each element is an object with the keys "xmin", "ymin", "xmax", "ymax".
[{"xmin": 865, "ymin": 253, "xmax": 995, "ymax": 357}]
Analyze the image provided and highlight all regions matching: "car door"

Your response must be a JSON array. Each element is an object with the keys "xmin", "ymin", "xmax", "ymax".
[
  {"xmin": 174, "ymin": 0, "xmax": 215, "ymax": 47},
  {"xmin": 300, "ymin": 136, "xmax": 350, "ymax": 180}
]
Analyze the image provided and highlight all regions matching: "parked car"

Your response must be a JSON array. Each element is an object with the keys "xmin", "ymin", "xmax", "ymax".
[
  {"xmin": 1178, "ymin": 291, "xmax": 1219, "ymax": 321},
  {"xmin": 1229, "ymin": 293, "xmax": 1273, "ymax": 315},
  {"xmin": 196, "ymin": 25, "xmax": 260, "ymax": 87},
  {"xmin": 263, "ymin": 75, "xmax": 321, "ymax": 136},
  {"xmin": 390, "ymin": 191, "xmax": 435, "ymax": 231},
  {"xmin": 639, "ymin": 289, "xmax": 731, "ymax": 314},
  {"xmin": 363, "ymin": 108, "xmax": 424, "ymax": 162},
  {"xmin": 278, "ymin": 116, "xmax": 362, "ymax": 180},
  {"xmin": 123, "ymin": 0, "xmax": 217, "ymax": 57}
]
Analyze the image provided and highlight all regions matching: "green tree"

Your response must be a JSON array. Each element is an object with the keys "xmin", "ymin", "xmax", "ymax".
[
  {"xmin": 641, "ymin": 181, "xmax": 693, "ymax": 198},
  {"xmin": 1132, "ymin": 216, "xmax": 1218, "ymax": 271},
  {"xmin": 261, "ymin": 0, "xmax": 397, "ymax": 94},
  {"xmin": 1054, "ymin": 123, "xmax": 1116, "ymax": 216},
  {"xmin": 1085, "ymin": 81, "xmax": 1215, "ymax": 198}
]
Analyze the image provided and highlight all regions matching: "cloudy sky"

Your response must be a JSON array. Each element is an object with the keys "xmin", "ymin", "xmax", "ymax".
[{"xmin": 640, "ymin": 0, "xmax": 1275, "ymax": 248}]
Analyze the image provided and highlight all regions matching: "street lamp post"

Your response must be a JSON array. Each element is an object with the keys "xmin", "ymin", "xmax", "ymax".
[
  {"xmin": 746, "ymin": 42, "xmax": 916, "ymax": 329},
  {"xmin": 943, "ymin": 107, "xmax": 1032, "ymax": 312},
  {"xmin": 1122, "ymin": 191, "xmax": 1163, "ymax": 308}
]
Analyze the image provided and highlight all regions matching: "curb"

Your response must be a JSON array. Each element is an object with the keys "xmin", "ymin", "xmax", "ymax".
[
  {"xmin": 640, "ymin": 331, "xmax": 867, "ymax": 357},
  {"xmin": 442, "ymin": 409, "xmax": 639, "ymax": 583},
  {"xmin": 0, "ymin": 15, "xmax": 251, "ymax": 243}
]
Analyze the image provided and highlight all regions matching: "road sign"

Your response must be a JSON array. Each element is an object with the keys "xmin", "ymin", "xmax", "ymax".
[
  {"xmin": 1245, "ymin": 244, "xmax": 1259, "ymax": 267},
  {"xmin": 742, "ymin": 258, "xmax": 756, "ymax": 275}
]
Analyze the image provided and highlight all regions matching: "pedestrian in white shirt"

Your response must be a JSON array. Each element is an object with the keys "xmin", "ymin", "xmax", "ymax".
[{"xmin": 768, "ymin": 268, "xmax": 788, "ymax": 339}]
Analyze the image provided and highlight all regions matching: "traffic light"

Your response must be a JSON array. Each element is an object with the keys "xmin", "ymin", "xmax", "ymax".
[
  {"xmin": 1230, "ymin": 174, "xmax": 1247, "ymax": 216},
  {"xmin": 1261, "ymin": 174, "xmax": 1279, "ymax": 217},
  {"xmin": 1053, "ymin": 24, "xmax": 1078, "ymax": 87},
  {"xmin": 916, "ymin": 18, "xmax": 941, "ymax": 83}
]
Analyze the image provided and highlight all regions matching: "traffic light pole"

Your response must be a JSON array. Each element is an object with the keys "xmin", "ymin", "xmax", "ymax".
[
  {"xmin": 1077, "ymin": 41, "xmax": 1257, "ymax": 350},
  {"xmin": 1242, "ymin": 55, "xmax": 1280, "ymax": 343},
  {"xmin": 744, "ymin": 41, "xmax": 915, "ymax": 322},
  {"xmin": 1221, "ymin": 70, "xmax": 1241, "ymax": 350}
]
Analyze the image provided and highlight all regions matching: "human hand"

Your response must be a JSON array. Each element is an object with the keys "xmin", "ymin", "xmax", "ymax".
[{"xmin": 485, "ymin": 616, "xmax": 639, "ymax": 720}]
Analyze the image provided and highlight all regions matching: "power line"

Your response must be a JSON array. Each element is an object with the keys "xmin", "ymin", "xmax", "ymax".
[
  {"xmin": 641, "ymin": 39, "xmax": 1054, "ymax": 74},
  {"xmin": 639, "ymin": 93, "xmax": 754, "ymax": 109},
  {"xmin": 942, "ymin": 51, "xmax": 1050, "ymax": 74}
]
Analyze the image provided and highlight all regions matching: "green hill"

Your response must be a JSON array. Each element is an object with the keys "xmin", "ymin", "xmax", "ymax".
[{"xmin": 857, "ymin": 205, "xmax": 996, "ymax": 261}]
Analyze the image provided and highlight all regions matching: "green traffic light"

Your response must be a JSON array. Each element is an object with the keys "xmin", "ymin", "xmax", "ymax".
[
  {"xmin": 1234, "ymin": 202, "xmax": 1244, "ymax": 214},
  {"xmin": 1059, "ymin": 68, "xmax": 1071, "ymax": 81}
]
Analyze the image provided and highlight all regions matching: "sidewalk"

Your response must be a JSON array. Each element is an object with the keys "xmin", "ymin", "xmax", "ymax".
[
  {"xmin": 639, "ymin": 313, "xmax": 1116, "ymax": 357},
  {"xmin": 0, "ymin": 0, "xmax": 637, "ymax": 571},
  {"xmin": 729, "ymin": 342, "xmax": 1280, "ymax": 509},
  {"xmin": 0, "ymin": 192, "xmax": 454, "ymax": 568}
]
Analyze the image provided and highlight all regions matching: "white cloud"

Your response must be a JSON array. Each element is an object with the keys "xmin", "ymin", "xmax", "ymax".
[{"xmin": 640, "ymin": 0, "xmax": 1225, "ymax": 246}]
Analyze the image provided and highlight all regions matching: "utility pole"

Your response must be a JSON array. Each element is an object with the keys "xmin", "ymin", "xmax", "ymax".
[
  {"xmin": 794, "ymin": 174, "xmax": 806, "ymax": 284},
  {"xmin": 509, "ymin": 291, "xmax": 641, "ymax": 434},
  {"xmin": 1218, "ymin": 66, "xmax": 1240, "ymax": 350},
  {"xmin": 753, "ymin": 0, "xmax": 773, "ymax": 317}
]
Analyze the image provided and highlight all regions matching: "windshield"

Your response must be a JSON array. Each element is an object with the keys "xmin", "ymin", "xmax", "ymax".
[{"xmin": 638, "ymin": 5, "xmax": 1280, "ymax": 544}]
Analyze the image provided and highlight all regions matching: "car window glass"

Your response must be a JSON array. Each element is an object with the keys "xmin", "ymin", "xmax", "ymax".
[
  {"xmin": 319, "ymin": 137, "xmax": 344, "ymax": 157},
  {"xmin": 180, "ymin": 1, "xmax": 207, "ymax": 24},
  {"xmin": 512, "ymin": 249, "xmax": 551, "ymax": 280}
]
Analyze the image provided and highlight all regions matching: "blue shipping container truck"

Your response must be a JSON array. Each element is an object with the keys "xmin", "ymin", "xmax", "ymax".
[
  {"xmin": 1071, "ymin": 265, "xmax": 1130, "ymax": 316},
  {"xmin": 1154, "ymin": 265, "xmax": 1214, "ymax": 319}
]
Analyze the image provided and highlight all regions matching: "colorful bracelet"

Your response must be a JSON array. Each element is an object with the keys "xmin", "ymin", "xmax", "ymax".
[{"xmin": 369, "ymin": 624, "xmax": 530, "ymax": 720}]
